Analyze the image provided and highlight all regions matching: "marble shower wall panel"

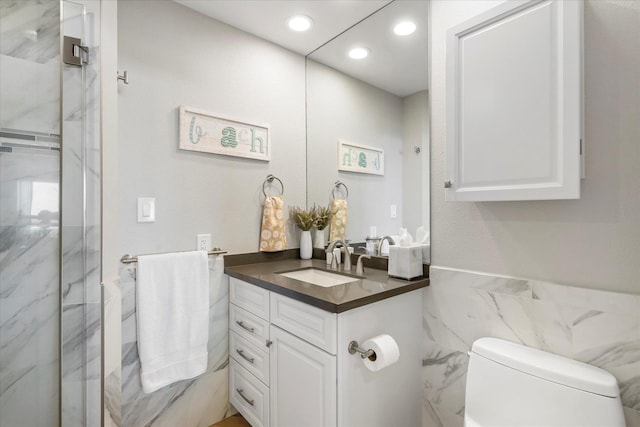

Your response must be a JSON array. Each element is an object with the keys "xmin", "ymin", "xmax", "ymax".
[
  {"xmin": 119, "ymin": 258, "xmax": 232, "ymax": 427},
  {"xmin": 0, "ymin": 55, "xmax": 60, "ymax": 134},
  {"xmin": 60, "ymin": 302, "xmax": 101, "ymax": 426},
  {"xmin": 62, "ymin": 224, "xmax": 101, "ymax": 304},
  {"xmin": 104, "ymin": 278, "xmax": 122, "ymax": 427},
  {"xmin": 422, "ymin": 267, "xmax": 640, "ymax": 427},
  {"xmin": 0, "ymin": 0, "xmax": 60, "ymax": 63},
  {"xmin": 0, "ymin": 0, "xmax": 60, "ymax": 135},
  {"xmin": 0, "ymin": 151, "xmax": 60, "ymax": 426}
]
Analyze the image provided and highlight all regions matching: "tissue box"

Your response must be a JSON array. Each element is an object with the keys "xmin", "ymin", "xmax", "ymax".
[
  {"xmin": 420, "ymin": 244, "xmax": 430, "ymax": 264},
  {"xmin": 388, "ymin": 245, "xmax": 423, "ymax": 280}
]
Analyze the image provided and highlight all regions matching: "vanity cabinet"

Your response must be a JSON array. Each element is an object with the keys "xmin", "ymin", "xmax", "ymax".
[
  {"xmin": 228, "ymin": 276, "xmax": 422, "ymax": 427},
  {"xmin": 445, "ymin": 0, "xmax": 583, "ymax": 201}
]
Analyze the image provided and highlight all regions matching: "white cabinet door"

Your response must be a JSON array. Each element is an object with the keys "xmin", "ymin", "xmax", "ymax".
[
  {"xmin": 445, "ymin": 0, "xmax": 583, "ymax": 201},
  {"xmin": 269, "ymin": 325, "xmax": 336, "ymax": 427}
]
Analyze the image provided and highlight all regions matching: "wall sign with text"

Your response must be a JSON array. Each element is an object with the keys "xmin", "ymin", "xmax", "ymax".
[
  {"xmin": 179, "ymin": 106, "xmax": 270, "ymax": 161},
  {"xmin": 337, "ymin": 140, "xmax": 384, "ymax": 175}
]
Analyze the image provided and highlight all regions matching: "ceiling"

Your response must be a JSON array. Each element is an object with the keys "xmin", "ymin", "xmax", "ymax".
[{"xmin": 174, "ymin": 0, "xmax": 428, "ymax": 97}]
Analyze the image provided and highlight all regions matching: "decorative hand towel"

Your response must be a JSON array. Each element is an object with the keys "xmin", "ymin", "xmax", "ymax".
[
  {"xmin": 329, "ymin": 199, "xmax": 348, "ymax": 241},
  {"xmin": 136, "ymin": 250, "xmax": 209, "ymax": 393},
  {"xmin": 260, "ymin": 195, "xmax": 286, "ymax": 252}
]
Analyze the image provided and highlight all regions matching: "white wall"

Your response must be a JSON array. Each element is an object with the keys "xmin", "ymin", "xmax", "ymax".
[
  {"xmin": 430, "ymin": 0, "xmax": 640, "ymax": 294},
  {"xmin": 101, "ymin": 0, "xmax": 118, "ymax": 281},
  {"xmin": 117, "ymin": 0, "xmax": 306, "ymax": 257},
  {"xmin": 402, "ymin": 90, "xmax": 429, "ymax": 236},
  {"xmin": 306, "ymin": 59, "xmax": 403, "ymax": 241}
]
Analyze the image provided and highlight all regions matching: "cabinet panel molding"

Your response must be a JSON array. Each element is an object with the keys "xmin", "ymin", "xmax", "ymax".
[
  {"xmin": 269, "ymin": 325, "xmax": 337, "ymax": 427},
  {"xmin": 445, "ymin": 0, "xmax": 583, "ymax": 201},
  {"xmin": 230, "ymin": 359, "xmax": 270, "ymax": 427}
]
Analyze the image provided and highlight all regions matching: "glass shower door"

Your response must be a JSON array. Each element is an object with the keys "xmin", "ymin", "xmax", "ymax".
[
  {"xmin": 0, "ymin": 0, "xmax": 62, "ymax": 425},
  {"xmin": 60, "ymin": 1, "xmax": 102, "ymax": 426},
  {"xmin": 0, "ymin": 0, "xmax": 102, "ymax": 426}
]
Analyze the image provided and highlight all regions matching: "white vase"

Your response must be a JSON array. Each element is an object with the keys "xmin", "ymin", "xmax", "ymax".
[
  {"xmin": 300, "ymin": 230, "xmax": 312, "ymax": 259},
  {"xmin": 313, "ymin": 227, "xmax": 327, "ymax": 249}
]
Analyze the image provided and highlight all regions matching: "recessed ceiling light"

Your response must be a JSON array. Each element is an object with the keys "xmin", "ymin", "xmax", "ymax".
[
  {"xmin": 394, "ymin": 21, "xmax": 416, "ymax": 36},
  {"xmin": 348, "ymin": 47, "xmax": 370, "ymax": 60},
  {"xmin": 287, "ymin": 15, "xmax": 313, "ymax": 32}
]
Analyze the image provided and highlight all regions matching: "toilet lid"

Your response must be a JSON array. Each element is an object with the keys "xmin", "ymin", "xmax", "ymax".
[{"xmin": 471, "ymin": 338, "xmax": 620, "ymax": 398}]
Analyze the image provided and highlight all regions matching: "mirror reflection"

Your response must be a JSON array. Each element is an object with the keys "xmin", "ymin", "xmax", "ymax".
[{"xmin": 306, "ymin": 0, "xmax": 429, "ymax": 261}]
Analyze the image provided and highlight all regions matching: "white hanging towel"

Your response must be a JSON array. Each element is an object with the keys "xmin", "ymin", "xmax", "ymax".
[{"xmin": 136, "ymin": 250, "xmax": 209, "ymax": 393}]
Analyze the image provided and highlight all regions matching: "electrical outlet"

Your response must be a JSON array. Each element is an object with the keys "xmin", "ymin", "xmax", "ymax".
[
  {"xmin": 390, "ymin": 204, "xmax": 397, "ymax": 219},
  {"xmin": 197, "ymin": 234, "xmax": 211, "ymax": 251}
]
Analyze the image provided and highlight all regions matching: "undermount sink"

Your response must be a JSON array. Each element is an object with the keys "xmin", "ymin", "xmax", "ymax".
[{"xmin": 278, "ymin": 268, "xmax": 359, "ymax": 287}]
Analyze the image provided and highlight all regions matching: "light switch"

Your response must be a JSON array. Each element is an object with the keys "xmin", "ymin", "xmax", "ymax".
[
  {"xmin": 390, "ymin": 204, "xmax": 397, "ymax": 219},
  {"xmin": 137, "ymin": 197, "xmax": 155, "ymax": 223}
]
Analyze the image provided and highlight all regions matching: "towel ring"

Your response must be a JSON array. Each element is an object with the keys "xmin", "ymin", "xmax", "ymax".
[
  {"xmin": 262, "ymin": 174, "xmax": 284, "ymax": 197},
  {"xmin": 332, "ymin": 181, "xmax": 349, "ymax": 200}
]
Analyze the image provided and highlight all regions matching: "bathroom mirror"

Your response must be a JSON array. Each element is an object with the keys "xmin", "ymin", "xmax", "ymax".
[{"xmin": 306, "ymin": 0, "xmax": 429, "ymax": 260}]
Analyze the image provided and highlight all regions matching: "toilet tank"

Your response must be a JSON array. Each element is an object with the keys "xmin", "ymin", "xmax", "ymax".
[{"xmin": 464, "ymin": 338, "xmax": 626, "ymax": 427}]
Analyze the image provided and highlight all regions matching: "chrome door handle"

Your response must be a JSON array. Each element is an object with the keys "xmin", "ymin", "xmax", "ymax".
[
  {"xmin": 236, "ymin": 388, "xmax": 254, "ymax": 406},
  {"xmin": 236, "ymin": 349, "xmax": 255, "ymax": 364},
  {"xmin": 235, "ymin": 320, "xmax": 255, "ymax": 333}
]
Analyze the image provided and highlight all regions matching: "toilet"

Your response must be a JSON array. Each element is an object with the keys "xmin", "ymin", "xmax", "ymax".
[{"xmin": 465, "ymin": 337, "xmax": 626, "ymax": 426}]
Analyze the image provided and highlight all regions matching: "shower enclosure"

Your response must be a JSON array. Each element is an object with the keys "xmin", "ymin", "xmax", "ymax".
[{"xmin": 0, "ymin": 0, "xmax": 102, "ymax": 425}]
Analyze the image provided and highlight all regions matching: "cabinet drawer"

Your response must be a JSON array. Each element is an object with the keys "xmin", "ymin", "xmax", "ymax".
[
  {"xmin": 230, "ymin": 277, "xmax": 270, "ymax": 320},
  {"xmin": 230, "ymin": 359, "xmax": 270, "ymax": 427},
  {"xmin": 231, "ymin": 304, "xmax": 270, "ymax": 349},
  {"xmin": 230, "ymin": 331, "xmax": 270, "ymax": 386},
  {"xmin": 270, "ymin": 293, "xmax": 337, "ymax": 354}
]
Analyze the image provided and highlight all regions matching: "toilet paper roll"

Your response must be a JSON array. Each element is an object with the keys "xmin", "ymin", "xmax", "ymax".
[{"xmin": 361, "ymin": 334, "xmax": 400, "ymax": 372}]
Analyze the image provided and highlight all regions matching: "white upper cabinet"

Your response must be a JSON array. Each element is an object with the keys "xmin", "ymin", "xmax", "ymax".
[{"xmin": 445, "ymin": 0, "xmax": 583, "ymax": 201}]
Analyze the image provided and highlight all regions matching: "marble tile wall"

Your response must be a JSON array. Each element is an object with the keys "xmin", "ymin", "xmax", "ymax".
[
  {"xmin": 0, "ymin": 0, "xmax": 60, "ymax": 135},
  {"xmin": 422, "ymin": 266, "xmax": 640, "ymax": 427},
  {"xmin": 0, "ymin": 1, "xmax": 62, "ymax": 425},
  {"xmin": 118, "ymin": 256, "xmax": 233, "ymax": 427},
  {"xmin": 0, "ymin": 149, "xmax": 60, "ymax": 427},
  {"xmin": 104, "ymin": 277, "xmax": 122, "ymax": 427}
]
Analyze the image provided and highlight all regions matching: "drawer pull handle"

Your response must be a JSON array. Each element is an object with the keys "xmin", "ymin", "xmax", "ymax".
[
  {"xmin": 236, "ymin": 349, "xmax": 255, "ymax": 364},
  {"xmin": 236, "ymin": 388, "xmax": 255, "ymax": 406},
  {"xmin": 236, "ymin": 320, "xmax": 255, "ymax": 333}
]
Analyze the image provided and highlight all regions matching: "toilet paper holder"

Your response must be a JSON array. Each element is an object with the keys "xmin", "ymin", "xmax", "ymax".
[{"xmin": 348, "ymin": 340, "xmax": 375, "ymax": 360}]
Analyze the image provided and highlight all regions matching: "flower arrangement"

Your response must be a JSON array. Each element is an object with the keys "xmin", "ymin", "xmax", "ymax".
[
  {"xmin": 312, "ymin": 204, "xmax": 334, "ymax": 230},
  {"xmin": 289, "ymin": 206, "xmax": 315, "ymax": 231}
]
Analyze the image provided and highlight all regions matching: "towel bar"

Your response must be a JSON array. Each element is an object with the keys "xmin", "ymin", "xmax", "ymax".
[{"xmin": 120, "ymin": 248, "xmax": 227, "ymax": 264}]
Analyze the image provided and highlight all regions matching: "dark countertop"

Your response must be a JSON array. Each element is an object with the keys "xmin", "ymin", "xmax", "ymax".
[{"xmin": 225, "ymin": 258, "xmax": 429, "ymax": 313}]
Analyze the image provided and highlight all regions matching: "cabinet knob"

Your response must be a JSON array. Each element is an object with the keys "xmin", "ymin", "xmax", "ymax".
[
  {"xmin": 266, "ymin": 339, "xmax": 273, "ymax": 347},
  {"xmin": 444, "ymin": 180, "xmax": 452, "ymax": 188}
]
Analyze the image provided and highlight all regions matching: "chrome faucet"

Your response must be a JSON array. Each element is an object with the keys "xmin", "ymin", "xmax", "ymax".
[
  {"xmin": 356, "ymin": 254, "xmax": 371, "ymax": 275},
  {"xmin": 326, "ymin": 239, "xmax": 352, "ymax": 271},
  {"xmin": 376, "ymin": 236, "xmax": 396, "ymax": 256}
]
